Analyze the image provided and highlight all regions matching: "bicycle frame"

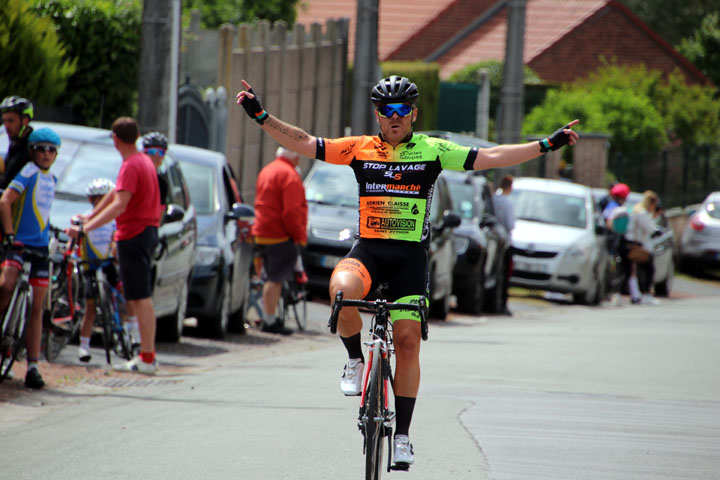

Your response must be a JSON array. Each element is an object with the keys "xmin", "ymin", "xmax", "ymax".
[{"xmin": 328, "ymin": 291, "xmax": 428, "ymax": 478}]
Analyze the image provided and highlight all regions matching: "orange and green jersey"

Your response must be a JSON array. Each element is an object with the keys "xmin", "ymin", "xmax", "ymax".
[{"xmin": 315, "ymin": 133, "xmax": 477, "ymax": 244}]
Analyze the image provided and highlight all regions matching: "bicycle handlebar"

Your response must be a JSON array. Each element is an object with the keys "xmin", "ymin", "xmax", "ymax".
[{"xmin": 328, "ymin": 291, "xmax": 429, "ymax": 341}]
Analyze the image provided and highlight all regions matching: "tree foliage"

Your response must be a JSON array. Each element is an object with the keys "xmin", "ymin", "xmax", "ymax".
[
  {"xmin": 31, "ymin": 0, "xmax": 142, "ymax": 127},
  {"xmin": 523, "ymin": 63, "xmax": 720, "ymax": 154},
  {"xmin": 677, "ymin": 13, "xmax": 720, "ymax": 89},
  {"xmin": 0, "ymin": 0, "xmax": 75, "ymax": 104},
  {"xmin": 183, "ymin": 0, "xmax": 300, "ymax": 29}
]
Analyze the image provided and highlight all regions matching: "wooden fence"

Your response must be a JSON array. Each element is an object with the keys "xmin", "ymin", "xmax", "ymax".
[{"xmin": 218, "ymin": 19, "xmax": 349, "ymax": 203}]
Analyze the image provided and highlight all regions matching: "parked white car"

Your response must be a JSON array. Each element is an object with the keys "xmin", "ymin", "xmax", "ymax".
[
  {"xmin": 678, "ymin": 191, "xmax": 720, "ymax": 271},
  {"xmin": 509, "ymin": 178, "xmax": 607, "ymax": 304}
]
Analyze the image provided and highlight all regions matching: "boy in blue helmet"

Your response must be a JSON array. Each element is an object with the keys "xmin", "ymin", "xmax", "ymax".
[{"xmin": 0, "ymin": 127, "xmax": 60, "ymax": 389}]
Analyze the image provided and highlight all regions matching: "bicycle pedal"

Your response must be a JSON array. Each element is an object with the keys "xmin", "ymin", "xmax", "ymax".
[{"xmin": 390, "ymin": 463, "xmax": 410, "ymax": 471}]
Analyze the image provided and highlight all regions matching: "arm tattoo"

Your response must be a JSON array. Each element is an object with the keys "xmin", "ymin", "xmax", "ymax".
[{"xmin": 267, "ymin": 117, "xmax": 310, "ymax": 142}]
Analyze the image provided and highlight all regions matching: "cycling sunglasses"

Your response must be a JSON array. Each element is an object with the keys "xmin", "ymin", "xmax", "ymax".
[
  {"xmin": 144, "ymin": 148, "xmax": 166, "ymax": 157},
  {"xmin": 377, "ymin": 103, "xmax": 413, "ymax": 118},
  {"xmin": 32, "ymin": 145, "xmax": 57, "ymax": 154}
]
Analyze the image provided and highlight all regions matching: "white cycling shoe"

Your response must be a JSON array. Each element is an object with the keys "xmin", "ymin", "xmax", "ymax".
[
  {"xmin": 393, "ymin": 435, "xmax": 414, "ymax": 465},
  {"xmin": 340, "ymin": 359, "xmax": 364, "ymax": 396}
]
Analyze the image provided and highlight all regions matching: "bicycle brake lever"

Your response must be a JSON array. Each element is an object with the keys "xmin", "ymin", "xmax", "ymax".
[{"xmin": 328, "ymin": 290, "xmax": 344, "ymax": 334}]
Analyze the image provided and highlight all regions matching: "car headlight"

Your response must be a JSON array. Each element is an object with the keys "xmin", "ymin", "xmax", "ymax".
[
  {"xmin": 453, "ymin": 237, "xmax": 470, "ymax": 256},
  {"xmin": 195, "ymin": 246, "xmax": 221, "ymax": 267},
  {"xmin": 568, "ymin": 241, "xmax": 591, "ymax": 258}
]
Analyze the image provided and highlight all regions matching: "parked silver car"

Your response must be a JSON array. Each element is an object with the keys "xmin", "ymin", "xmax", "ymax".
[
  {"xmin": 678, "ymin": 191, "xmax": 720, "ymax": 271},
  {"xmin": 509, "ymin": 177, "xmax": 607, "ymax": 304}
]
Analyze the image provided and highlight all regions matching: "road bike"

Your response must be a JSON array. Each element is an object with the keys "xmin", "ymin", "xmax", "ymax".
[
  {"xmin": 328, "ymin": 291, "xmax": 428, "ymax": 479},
  {"xmin": 82, "ymin": 258, "xmax": 134, "ymax": 365},
  {"xmin": 0, "ymin": 245, "xmax": 48, "ymax": 382},
  {"xmin": 43, "ymin": 227, "xmax": 85, "ymax": 362}
]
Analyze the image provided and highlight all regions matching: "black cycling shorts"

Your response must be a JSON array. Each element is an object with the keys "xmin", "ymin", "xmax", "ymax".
[
  {"xmin": 335, "ymin": 238, "xmax": 428, "ymax": 321},
  {"xmin": 117, "ymin": 226, "xmax": 158, "ymax": 301}
]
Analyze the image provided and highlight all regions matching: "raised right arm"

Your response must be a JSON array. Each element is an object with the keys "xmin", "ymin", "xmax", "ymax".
[{"xmin": 236, "ymin": 79, "xmax": 317, "ymax": 159}]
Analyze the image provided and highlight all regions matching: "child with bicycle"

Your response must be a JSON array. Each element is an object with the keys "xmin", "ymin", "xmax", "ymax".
[
  {"xmin": 0, "ymin": 128, "xmax": 60, "ymax": 389},
  {"xmin": 75, "ymin": 178, "xmax": 139, "ymax": 363}
]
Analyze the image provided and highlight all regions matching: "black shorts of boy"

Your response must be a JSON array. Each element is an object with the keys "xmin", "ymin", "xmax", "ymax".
[
  {"xmin": 83, "ymin": 263, "xmax": 120, "ymax": 299},
  {"xmin": 257, "ymin": 239, "xmax": 298, "ymax": 283},
  {"xmin": 1, "ymin": 245, "xmax": 50, "ymax": 287},
  {"xmin": 116, "ymin": 226, "xmax": 158, "ymax": 301}
]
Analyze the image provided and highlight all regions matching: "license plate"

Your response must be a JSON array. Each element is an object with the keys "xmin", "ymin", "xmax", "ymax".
[
  {"xmin": 515, "ymin": 261, "xmax": 548, "ymax": 273},
  {"xmin": 320, "ymin": 255, "xmax": 342, "ymax": 269}
]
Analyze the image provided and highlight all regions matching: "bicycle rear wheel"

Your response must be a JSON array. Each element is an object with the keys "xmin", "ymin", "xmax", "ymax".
[
  {"xmin": 44, "ymin": 275, "xmax": 82, "ymax": 362},
  {"xmin": 110, "ymin": 287, "xmax": 133, "ymax": 360},
  {"xmin": 364, "ymin": 343, "xmax": 385, "ymax": 480},
  {"xmin": 0, "ymin": 288, "xmax": 30, "ymax": 381},
  {"xmin": 287, "ymin": 282, "xmax": 307, "ymax": 331}
]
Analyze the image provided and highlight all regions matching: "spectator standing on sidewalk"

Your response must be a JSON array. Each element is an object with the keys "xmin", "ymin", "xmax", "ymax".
[
  {"xmin": 493, "ymin": 174, "xmax": 515, "ymax": 314},
  {"xmin": 253, "ymin": 146, "xmax": 308, "ymax": 335},
  {"xmin": 0, "ymin": 96, "xmax": 34, "ymax": 192},
  {"xmin": 0, "ymin": 127, "xmax": 60, "ymax": 388},
  {"xmin": 68, "ymin": 117, "xmax": 161, "ymax": 374},
  {"xmin": 626, "ymin": 190, "xmax": 660, "ymax": 305},
  {"xmin": 141, "ymin": 131, "xmax": 172, "ymax": 213}
]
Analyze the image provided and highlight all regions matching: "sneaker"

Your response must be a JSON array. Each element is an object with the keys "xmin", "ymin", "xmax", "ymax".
[
  {"xmin": 261, "ymin": 320, "xmax": 293, "ymax": 335},
  {"xmin": 340, "ymin": 359, "xmax": 364, "ymax": 396},
  {"xmin": 113, "ymin": 355, "xmax": 158, "ymax": 375},
  {"xmin": 24, "ymin": 368, "xmax": 45, "ymax": 389},
  {"xmin": 393, "ymin": 435, "xmax": 414, "ymax": 465},
  {"xmin": 641, "ymin": 294, "xmax": 661, "ymax": 306},
  {"xmin": 78, "ymin": 346, "xmax": 91, "ymax": 362}
]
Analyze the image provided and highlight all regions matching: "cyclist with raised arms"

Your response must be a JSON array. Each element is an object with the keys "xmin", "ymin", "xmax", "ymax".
[{"xmin": 237, "ymin": 76, "xmax": 579, "ymax": 465}]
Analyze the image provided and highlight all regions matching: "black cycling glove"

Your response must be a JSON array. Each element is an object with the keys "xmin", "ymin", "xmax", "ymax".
[
  {"xmin": 240, "ymin": 88, "xmax": 269, "ymax": 125},
  {"xmin": 539, "ymin": 123, "xmax": 572, "ymax": 152},
  {"xmin": 3, "ymin": 233, "xmax": 15, "ymax": 246}
]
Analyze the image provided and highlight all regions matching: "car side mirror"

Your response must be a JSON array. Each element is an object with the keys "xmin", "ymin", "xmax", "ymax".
[
  {"xmin": 163, "ymin": 204, "xmax": 185, "ymax": 223},
  {"xmin": 442, "ymin": 211, "xmax": 461, "ymax": 229},
  {"xmin": 225, "ymin": 202, "xmax": 255, "ymax": 223},
  {"xmin": 480, "ymin": 214, "xmax": 495, "ymax": 228}
]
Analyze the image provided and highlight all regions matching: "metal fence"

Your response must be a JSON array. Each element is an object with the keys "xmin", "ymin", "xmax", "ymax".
[{"xmin": 609, "ymin": 145, "xmax": 720, "ymax": 208}]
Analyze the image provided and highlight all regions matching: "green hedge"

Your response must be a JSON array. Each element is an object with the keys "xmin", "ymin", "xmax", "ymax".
[{"xmin": 381, "ymin": 61, "xmax": 440, "ymax": 131}]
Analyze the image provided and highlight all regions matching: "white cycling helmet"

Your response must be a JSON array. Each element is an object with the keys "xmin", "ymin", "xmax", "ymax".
[{"xmin": 85, "ymin": 178, "xmax": 116, "ymax": 197}]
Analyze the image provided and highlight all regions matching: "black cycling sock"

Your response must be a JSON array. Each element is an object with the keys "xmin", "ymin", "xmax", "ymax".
[
  {"xmin": 395, "ymin": 396, "xmax": 416, "ymax": 437},
  {"xmin": 340, "ymin": 333, "xmax": 364, "ymax": 363}
]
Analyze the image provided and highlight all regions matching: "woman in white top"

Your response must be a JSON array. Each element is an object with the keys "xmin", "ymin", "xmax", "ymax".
[{"xmin": 626, "ymin": 190, "xmax": 660, "ymax": 304}]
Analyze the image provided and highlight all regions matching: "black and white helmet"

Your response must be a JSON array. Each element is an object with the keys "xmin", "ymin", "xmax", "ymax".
[
  {"xmin": 0, "ymin": 96, "xmax": 34, "ymax": 120},
  {"xmin": 142, "ymin": 131, "xmax": 169, "ymax": 149},
  {"xmin": 85, "ymin": 178, "xmax": 115, "ymax": 197},
  {"xmin": 370, "ymin": 75, "xmax": 419, "ymax": 106}
]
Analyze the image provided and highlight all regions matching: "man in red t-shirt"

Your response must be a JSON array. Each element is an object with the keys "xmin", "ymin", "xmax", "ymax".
[
  {"xmin": 68, "ymin": 117, "xmax": 161, "ymax": 374},
  {"xmin": 253, "ymin": 146, "xmax": 308, "ymax": 335}
]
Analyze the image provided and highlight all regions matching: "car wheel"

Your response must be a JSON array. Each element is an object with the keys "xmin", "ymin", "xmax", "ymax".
[
  {"xmin": 654, "ymin": 258, "xmax": 674, "ymax": 297},
  {"xmin": 429, "ymin": 293, "xmax": 450, "ymax": 320},
  {"xmin": 229, "ymin": 274, "xmax": 249, "ymax": 334},
  {"xmin": 457, "ymin": 265, "xmax": 485, "ymax": 315},
  {"xmin": 204, "ymin": 277, "xmax": 231, "ymax": 338},
  {"xmin": 159, "ymin": 280, "xmax": 188, "ymax": 342},
  {"xmin": 573, "ymin": 270, "xmax": 599, "ymax": 305},
  {"xmin": 484, "ymin": 265, "xmax": 506, "ymax": 313}
]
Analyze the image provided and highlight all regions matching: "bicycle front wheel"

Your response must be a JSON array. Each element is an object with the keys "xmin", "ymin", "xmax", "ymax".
[
  {"xmin": 364, "ymin": 343, "xmax": 385, "ymax": 480},
  {"xmin": 0, "ymin": 287, "xmax": 30, "ymax": 381}
]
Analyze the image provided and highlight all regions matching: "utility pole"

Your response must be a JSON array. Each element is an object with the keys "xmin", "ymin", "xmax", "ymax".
[
  {"xmin": 351, "ymin": 0, "xmax": 379, "ymax": 135},
  {"xmin": 497, "ymin": 0, "xmax": 526, "ymax": 155},
  {"xmin": 475, "ymin": 68, "xmax": 490, "ymax": 140},
  {"xmin": 138, "ymin": 0, "xmax": 180, "ymax": 140}
]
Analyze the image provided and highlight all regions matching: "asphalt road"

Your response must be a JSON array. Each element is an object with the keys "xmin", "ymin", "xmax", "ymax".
[{"xmin": 0, "ymin": 274, "xmax": 718, "ymax": 479}]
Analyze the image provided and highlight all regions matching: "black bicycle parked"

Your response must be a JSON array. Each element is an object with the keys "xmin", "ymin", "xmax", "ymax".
[{"xmin": 328, "ymin": 291, "xmax": 428, "ymax": 479}]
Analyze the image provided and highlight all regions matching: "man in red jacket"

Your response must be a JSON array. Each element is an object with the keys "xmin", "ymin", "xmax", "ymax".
[{"xmin": 253, "ymin": 147, "xmax": 308, "ymax": 334}]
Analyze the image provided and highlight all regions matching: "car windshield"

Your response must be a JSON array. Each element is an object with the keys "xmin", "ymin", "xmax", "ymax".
[
  {"xmin": 447, "ymin": 182, "xmax": 476, "ymax": 220},
  {"xmin": 305, "ymin": 163, "xmax": 358, "ymax": 208},
  {"xmin": 706, "ymin": 200, "xmax": 720, "ymax": 219},
  {"xmin": 55, "ymin": 143, "xmax": 122, "ymax": 201},
  {"xmin": 511, "ymin": 189, "xmax": 587, "ymax": 228},
  {"xmin": 180, "ymin": 162, "xmax": 216, "ymax": 214}
]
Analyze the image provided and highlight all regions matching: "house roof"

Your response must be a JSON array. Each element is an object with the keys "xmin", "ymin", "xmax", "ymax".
[{"xmin": 295, "ymin": 0, "xmax": 709, "ymax": 84}]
